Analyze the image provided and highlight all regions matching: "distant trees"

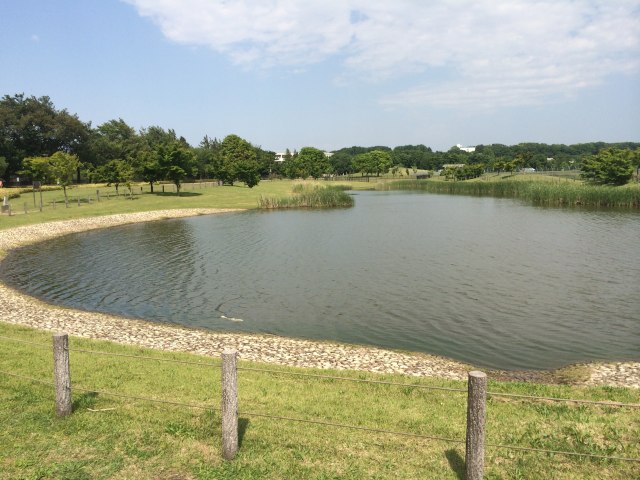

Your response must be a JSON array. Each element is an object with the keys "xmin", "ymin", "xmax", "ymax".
[
  {"xmin": 0, "ymin": 94, "xmax": 90, "ymax": 179},
  {"xmin": 3, "ymin": 92, "xmax": 640, "ymax": 191},
  {"xmin": 581, "ymin": 149, "xmax": 635, "ymax": 185}
]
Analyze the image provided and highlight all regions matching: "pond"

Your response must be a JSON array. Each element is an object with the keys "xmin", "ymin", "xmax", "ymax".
[{"xmin": 2, "ymin": 191, "xmax": 639, "ymax": 370}]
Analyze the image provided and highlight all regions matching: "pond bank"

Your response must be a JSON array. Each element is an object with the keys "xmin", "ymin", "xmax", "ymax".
[{"xmin": 0, "ymin": 210, "xmax": 638, "ymax": 388}]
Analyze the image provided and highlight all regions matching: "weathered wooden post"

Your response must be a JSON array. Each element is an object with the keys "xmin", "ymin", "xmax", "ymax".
[
  {"xmin": 221, "ymin": 349, "xmax": 238, "ymax": 460},
  {"xmin": 23, "ymin": 202, "xmax": 28, "ymax": 214},
  {"xmin": 97, "ymin": 190, "xmax": 100, "ymax": 202},
  {"xmin": 77, "ymin": 196, "xmax": 80, "ymax": 207},
  {"xmin": 53, "ymin": 333, "xmax": 72, "ymax": 417},
  {"xmin": 465, "ymin": 371, "xmax": 487, "ymax": 480}
]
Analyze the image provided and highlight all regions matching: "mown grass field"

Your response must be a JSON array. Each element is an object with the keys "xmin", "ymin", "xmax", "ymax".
[{"xmin": 0, "ymin": 323, "xmax": 639, "ymax": 479}]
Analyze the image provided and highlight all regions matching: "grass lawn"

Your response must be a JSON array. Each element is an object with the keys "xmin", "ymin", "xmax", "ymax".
[{"xmin": 0, "ymin": 323, "xmax": 639, "ymax": 479}]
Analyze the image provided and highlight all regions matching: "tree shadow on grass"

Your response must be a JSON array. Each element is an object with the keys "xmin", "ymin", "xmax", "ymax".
[
  {"xmin": 238, "ymin": 418, "xmax": 250, "ymax": 448},
  {"xmin": 150, "ymin": 192, "xmax": 202, "ymax": 197},
  {"xmin": 445, "ymin": 449, "xmax": 465, "ymax": 480},
  {"xmin": 72, "ymin": 391, "xmax": 99, "ymax": 411}
]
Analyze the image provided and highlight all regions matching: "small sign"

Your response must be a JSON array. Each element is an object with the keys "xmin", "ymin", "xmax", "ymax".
[{"xmin": 33, "ymin": 181, "xmax": 42, "ymax": 190}]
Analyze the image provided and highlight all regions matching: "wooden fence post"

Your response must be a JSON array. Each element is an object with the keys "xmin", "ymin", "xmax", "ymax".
[
  {"xmin": 465, "ymin": 371, "xmax": 486, "ymax": 480},
  {"xmin": 52, "ymin": 333, "xmax": 72, "ymax": 417},
  {"xmin": 221, "ymin": 349, "xmax": 238, "ymax": 460}
]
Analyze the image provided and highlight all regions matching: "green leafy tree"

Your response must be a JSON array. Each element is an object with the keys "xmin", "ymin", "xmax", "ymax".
[
  {"xmin": 158, "ymin": 142, "xmax": 196, "ymax": 194},
  {"xmin": 220, "ymin": 134, "xmax": 260, "ymax": 187},
  {"xmin": 368, "ymin": 150, "xmax": 392, "ymax": 176},
  {"xmin": 581, "ymin": 149, "xmax": 634, "ymax": 185},
  {"xmin": 137, "ymin": 149, "xmax": 162, "ymax": 193},
  {"xmin": 0, "ymin": 156, "xmax": 7, "ymax": 178},
  {"xmin": 0, "ymin": 94, "xmax": 90, "ymax": 178},
  {"xmin": 49, "ymin": 151, "xmax": 80, "ymax": 202},
  {"xmin": 297, "ymin": 147, "xmax": 331, "ymax": 179},
  {"xmin": 20, "ymin": 156, "xmax": 54, "ymax": 183},
  {"xmin": 98, "ymin": 159, "xmax": 134, "ymax": 194}
]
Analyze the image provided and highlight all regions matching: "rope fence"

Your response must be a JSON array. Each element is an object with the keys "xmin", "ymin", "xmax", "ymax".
[{"xmin": 1, "ymin": 332, "xmax": 639, "ymax": 478}]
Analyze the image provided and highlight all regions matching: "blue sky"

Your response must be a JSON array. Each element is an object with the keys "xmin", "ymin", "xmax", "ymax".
[{"xmin": 1, "ymin": 0, "xmax": 639, "ymax": 153}]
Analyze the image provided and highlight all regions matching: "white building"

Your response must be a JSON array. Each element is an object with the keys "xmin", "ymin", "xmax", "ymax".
[
  {"xmin": 274, "ymin": 150, "xmax": 333, "ymax": 162},
  {"xmin": 456, "ymin": 144, "xmax": 476, "ymax": 153}
]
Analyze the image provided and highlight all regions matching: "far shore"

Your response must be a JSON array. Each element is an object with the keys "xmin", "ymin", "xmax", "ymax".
[{"xmin": 0, "ymin": 209, "xmax": 638, "ymax": 388}]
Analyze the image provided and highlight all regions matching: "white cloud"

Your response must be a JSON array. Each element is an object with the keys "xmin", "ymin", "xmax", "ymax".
[{"xmin": 124, "ymin": 0, "xmax": 640, "ymax": 108}]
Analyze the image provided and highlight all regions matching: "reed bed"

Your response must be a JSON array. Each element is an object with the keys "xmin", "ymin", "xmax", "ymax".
[
  {"xmin": 259, "ymin": 184, "xmax": 354, "ymax": 209},
  {"xmin": 379, "ymin": 179, "xmax": 640, "ymax": 208}
]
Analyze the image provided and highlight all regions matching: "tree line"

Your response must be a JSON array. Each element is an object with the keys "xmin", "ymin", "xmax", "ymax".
[
  {"xmin": 0, "ymin": 94, "xmax": 275, "ymax": 191},
  {"xmin": 1, "ymin": 93, "xmax": 639, "ymax": 189}
]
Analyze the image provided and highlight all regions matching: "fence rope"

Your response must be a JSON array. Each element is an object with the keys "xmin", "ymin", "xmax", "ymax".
[
  {"xmin": 0, "ymin": 370, "xmax": 215, "ymax": 411},
  {"xmin": 71, "ymin": 385, "xmax": 216, "ymax": 411},
  {"xmin": 239, "ymin": 409, "xmax": 465, "ymax": 444},
  {"xmin": 488, "ymin": 391, "xmax": 640, "ymax": 409},
  {"xmin": 0, "ymin": 370, "xmax": 54, "ymax": 386},
  {"xmin": 1, "ymin": 335, "xmax": 638, "ymax": 408},
  {"xmin": 237, "ymin": 366, "xmax": 467, "ymax": 393},
  {"xmin": 238, "ymin": 366, "xmax": 640, "ymax": 408},
  {"xmin": 69, "ymin": 347, "xmax": 222, "ymax": 368},
  {"xmin": 485, "ymin": 442, "xmax": 640, "ymax": 463},
  {"xmin": 0, "ymin": 335, "xmax": 52, "ymax": 348},
  {"xmin": 240, "ymin": 409, "xmax": 640, "ymax": 463},
  {"xmin": 3, "ymin": 369, "xmax": 639, "ymax": 463}
]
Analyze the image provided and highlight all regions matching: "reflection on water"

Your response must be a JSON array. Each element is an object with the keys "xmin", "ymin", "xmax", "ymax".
[{"xmin": 2, "ymin": 191, "xmax": 639, "ymax": 370}]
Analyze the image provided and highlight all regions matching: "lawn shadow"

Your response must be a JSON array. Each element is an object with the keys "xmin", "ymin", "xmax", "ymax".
[
  {"xmin": 150, "ymin": 191, "xmax": 202, "ymax": 197},
  {"xmin": 445, "ymin": 449, "xmax": 465, "ymax": 480},
  {"xmin": 238, "ymin": 417, "xmax": 250, "ymax": 448},
  {"xmin": 72, "ymin": 391, "xmax": 99, "ymax": 411}
]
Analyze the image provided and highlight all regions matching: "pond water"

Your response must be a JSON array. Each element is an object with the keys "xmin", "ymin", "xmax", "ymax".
[{"xmin": 2, "ymin": 191, "xmax": 639, "ymax": 370}]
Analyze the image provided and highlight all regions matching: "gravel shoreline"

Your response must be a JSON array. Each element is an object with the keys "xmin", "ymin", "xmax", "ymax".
[{"xmin": 1, "ymin": 209, "xmax": 638, "ymax": 388}]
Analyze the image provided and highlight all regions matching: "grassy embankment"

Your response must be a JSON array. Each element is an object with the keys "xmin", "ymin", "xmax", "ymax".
[
  {"xmin": 378, "ymin": 174, "xmax": 640, "ymax": 208},
  {"xmin": 1, "ymin": 322, "xmax": 639, "ymax": 479},
  {"xmin": 0, "ymin": 180, "xmax": 366, "ymax": 230}
]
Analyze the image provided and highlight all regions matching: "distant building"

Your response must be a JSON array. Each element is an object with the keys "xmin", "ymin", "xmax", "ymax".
[
  {"xmin": 455, "ymin": 144, "xmax": 476, "ymax": 153},
  {"xmin": 274, "ymin": 150, "xmax": 333, "ymax": 162}
]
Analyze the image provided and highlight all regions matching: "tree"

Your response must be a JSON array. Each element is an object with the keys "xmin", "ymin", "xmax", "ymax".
[
  {"xmin": 0, "ymin": 94, "xmax": 90, "ymax": 178},
  {"xmin": 136, "ymin": 148, "xmax": 162, "ymax": 193},
  {"xmin": 49, "ymin": 152, "xmax": 80, "ymax": 203},
  {"xmin": 90, "ymin": 119, "xmax": 140, "ymax": 169},
  {"xmin": 220, "ymin": 134, "xmax": 260, "ymax": 187},
  {"xmin": 368, "ymin": 150, "xmax": 392, "ymax": 176},
  {"xmin": 98, "ymin": 159, "xmax": 134, "ymax": 194},
  {"xmin": 581, "ymin": 149, "xmax": 635, "ymax": 185},
  {"xmin": 20, "ymin": 156, "xmax": 54, "ymax": 183},
  {"xmin": 0, "ymin": 156, "xmax": 7, "ymax": 178},
  {"xmin": 158, "ymin": 142, "xmax": 196, "ymax": 194},
  {"xmin": 297, "ymin": 147, "xmax": 331, "ymax": 179},
  {"xmin": 352, "ymin": 150, "xmax": 391, "ymax": 176}
]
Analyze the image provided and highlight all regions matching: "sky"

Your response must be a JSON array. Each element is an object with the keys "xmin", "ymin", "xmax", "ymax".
[{"xmin": 1, "ymin": 0, "xmax": 639, "ymax": 153}]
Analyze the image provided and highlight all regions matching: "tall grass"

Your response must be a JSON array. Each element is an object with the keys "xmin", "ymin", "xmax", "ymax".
[
  {"xmin": 379, "ymin": 179, "xmax": 640, "ymax": 208},
  {"xmin": 259, "ymin": 184, "xmax": 354, "ymax": 209}
]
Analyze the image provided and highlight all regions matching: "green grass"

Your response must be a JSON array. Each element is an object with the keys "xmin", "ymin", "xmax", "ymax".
[
  {"xmin": 0, "ymin": 181, "xmax": 296, "ymax": 230},
  {"xmin": 259, "ymin": 184, "xmax": 355, "ymax": 209},
  {"xmin": 379, "ymin": 175, "xmax": 640, "ymax": 208},
  {"xmin": 0, "ymin": 323, "xmax": 638, "ymax": 479}
]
